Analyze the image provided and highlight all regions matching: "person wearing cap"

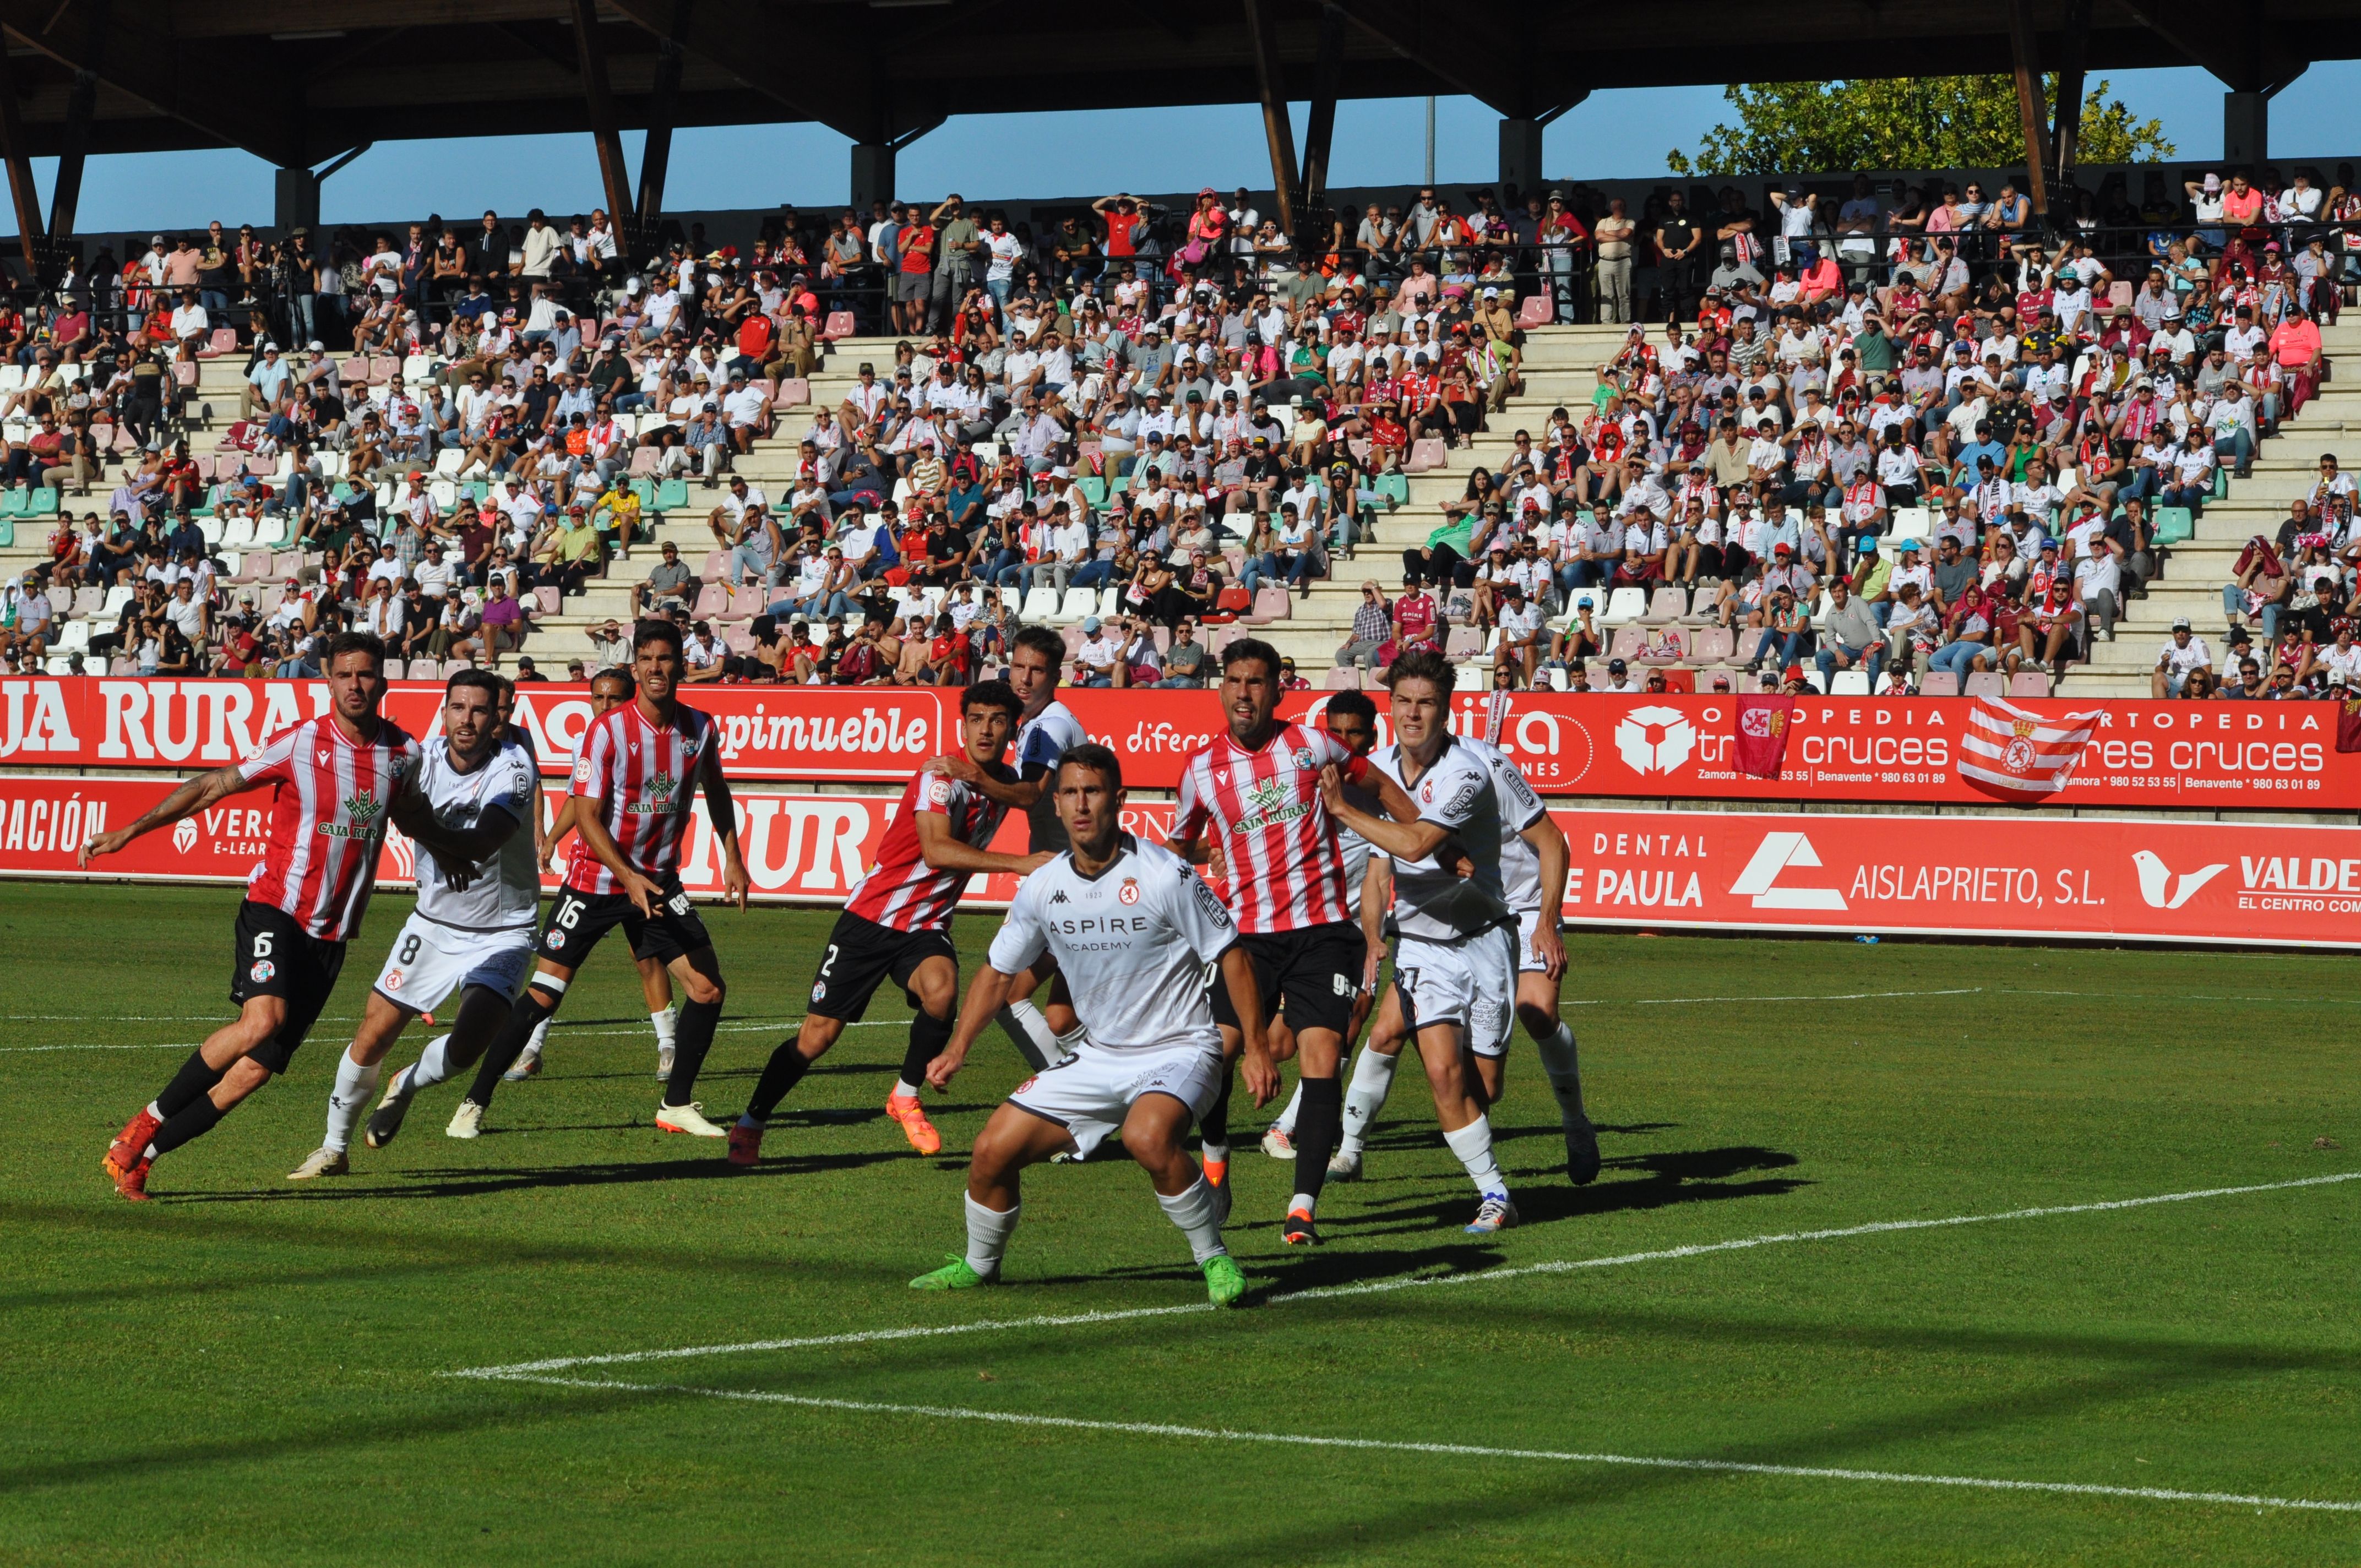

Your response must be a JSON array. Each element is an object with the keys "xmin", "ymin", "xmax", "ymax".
[
  {"xmin": 2152, "ymin": 619, "xmax": 2213, "ymax": 698},
  {"xmin": 1593, "ymin": 654, "xmax": 1642, "ymax": 695}
]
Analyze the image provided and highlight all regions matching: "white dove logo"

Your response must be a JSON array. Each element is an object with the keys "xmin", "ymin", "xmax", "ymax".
[
  {"xmin": 383, "ymin": 828, "xmax": 417, "ymax": 880},
  {"xmin": 2131, "ymin": 851, "xmax": 2227, "ymax": 910}
]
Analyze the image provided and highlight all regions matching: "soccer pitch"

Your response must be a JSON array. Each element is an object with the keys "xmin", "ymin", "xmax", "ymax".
[{"xmin": 6, "ymin": 884, "xmax": 2358, "ymax": 1566}]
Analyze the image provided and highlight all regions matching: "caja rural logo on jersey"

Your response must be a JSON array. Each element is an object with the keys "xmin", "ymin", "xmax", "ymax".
[
  {"xmin": 624, "ymin": 770, "xmax": 679, "ymax": 815},
  {"xmin": 318, "ymin": 788, "xmax": 383, "ymax": 839},
  {"xmin": 1232, "ymin": 770, "xmax": 1311, "ymax": 833}
]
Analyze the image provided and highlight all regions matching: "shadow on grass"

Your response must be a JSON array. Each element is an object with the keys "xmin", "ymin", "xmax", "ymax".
[{"xmin": 150, "ymin": 1150, "xmax": 906, "ymax": 1204}]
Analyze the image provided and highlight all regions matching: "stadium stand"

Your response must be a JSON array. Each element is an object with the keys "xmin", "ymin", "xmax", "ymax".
[{"xmin": 0, "ymin": 168, "xmax": 2355, "ymax": 698}]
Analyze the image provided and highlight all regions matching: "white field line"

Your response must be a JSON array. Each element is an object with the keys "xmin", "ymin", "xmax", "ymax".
[
  {"xmin": 1565, "ymin": 988, "xmax": 1984, "ymax": 1008},
  {"xmin": 450, "ymin": 1170, "xmax": 2361, "ymax": 1380},
  {"xmin": 464, "ymin": 1374, "xmax": 2361, "ymax": 1515}
]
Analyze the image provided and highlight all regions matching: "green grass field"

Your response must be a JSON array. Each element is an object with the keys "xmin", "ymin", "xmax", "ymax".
[{"xmin": 5, "ymin": 882, "xmax": 2359, "ymax": 1566}]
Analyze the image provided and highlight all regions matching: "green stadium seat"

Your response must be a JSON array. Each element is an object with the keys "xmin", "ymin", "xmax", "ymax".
[
  {"xmin": 2152, "ymin": 507, "xmax": 2195, "ymax": 546},
  {"xmin": 0, "ymin": 518, "xmax": 13, "ymax": 547},
  {"xmin": 656, "ymin": 477, "xmax": 689, "ymax": 510},
  {"xmin": 1377, "ymin": 472, "xmax": 1410, "ymax": 507},
  {"xmin": 1078, "ymin": 475, "xmax": 1107, "ymax": 508},
  {"xmin": 631, "ymin": 478, "xmax": 657, "ymax": 509},
  {"xmin": 29, "ymin": 487, "xmax": 57, "ymax": 515},
  {"xmin": 0, "ymin": 489, "xmax": 25, "ymax": 516}
]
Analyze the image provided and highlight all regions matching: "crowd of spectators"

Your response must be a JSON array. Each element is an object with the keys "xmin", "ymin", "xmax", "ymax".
[{"xmin": 0, "ymin": 161, "xmax": 2349, "ymax": 691}]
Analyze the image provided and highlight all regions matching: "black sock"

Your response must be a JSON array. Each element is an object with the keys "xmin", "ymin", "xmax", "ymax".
[
  {"xmin": 897, "ymin": 1011, "xmax": 955, "ymax": 1090},
  {"xmin": 1293, "ymin": 1076, "xmax": 1343, "ymax": 1204},
  {"xmin": 1200, "ymin": 1064, "xmax": 1233, "ymax": 1152},
  {"xmin": 465, "ymin": 989, "xmax": 558, "ymax": 1108},
  {"xmin": 154, "ymin": 1049, "xmax": 228, "ymax": 1119},
  {"xmin": 661, "ymin": 998, "xmax": 723, "ymax": 1108},
  {"xmin": 744, "ymin": 1039, "xmax": 813, "ymax": 1123},
  {"xmin": 148, "ymin": 1094, "xmax": 230, "ymax": 1158}
]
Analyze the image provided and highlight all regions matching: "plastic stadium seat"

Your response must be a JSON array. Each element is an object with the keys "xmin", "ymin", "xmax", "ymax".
[
  {"xmin": 108, "ymin": 656, "xmax": 135, "ymax": 674},
  {"xmin": 1661, "ymin": 668, "xmax": 1697, "ymax": 693},
  {"xmin": 1055, "ymin": 587, "xmax": 1098, "ymax": 623},
  {"xmin": 1600, "ymin": 586, "xmax": 1647, "ymax": 626},
  {"xmin": 1454, "ymin": 662, "xmax": 1489, "ymax": 690},
  {"xmin": 441, "ymin": 660, "xmax": 474, "ymax": 679},
  {"xmin": 822, "ymin": 311, "xmax": 856, "ymax": 340},
  {"xmin": 1323, "ymin": 665, "xmax": 1361, "ymax": 689},
  {"xmin": 1405, "ymin": 438, "xmax": 1449, "ymax": 473},
  {"xmin": 1889, "ymin": 507, "xmax": 1932, "ymax": 541},
  {"xmin": 1078, "ymin": 476, "xmax": 1108, "ymax": 508},
  {"xmin": 2009, "ymin": 669, "xmax": 2052, "ymax": 698},
  {"xmin": 405, "ymin": 659, "xmax": 438, "ymax": 680},
  {"xmin": 1829, "ymin": 670, "xmax": 1871, "ymax": 695},
  {"xmin": 1919, "ymin": 671, "xmax": 1960, "ymax": 696},
  {"xmin": 1516, "ymin": 294, "xmax": 1552, "ymax": 328},
  {"xmin": 2151, "ymin": 507, "xmax": 2195, "ymax": 545},
  {"xmin": 2107, "ymin": 280, "xmax": 2135, "ymax": 310},
  {"xmin": 55, "ymin": 619, "xmax": 90, "ymax": 654},
  {"xmin": 532, "ymin": 586, "xmax": 562, "ymax": 617},
  {"xmin": 1688, "ymin": 625, "xmax": 1735, "ymax": 664},
  {"xmin": 1377, "ymin": 472, "xmax": 1410, "ymax": 508},
  {"xmin": 1445, "ymin": 624, "xmax": 1484, "ymax": 659},
  {"xmin": 692, "ymin": 583, "xmax": 728, "ymax": 619},
  {"xmin": 1637, "ymin": 629, "xmax": 1687, "ymax": 666},
  {"xmin": 775, "ymin": 378, "xmax": 810, "ymax": 406},
  {"xmin": 1607, "ymin": 624, "xmax": 1647, "ymax": 662},
  {"xmin": 1962, "ymin": 671, "xmax": 2007, "ymax": 699},
  {"xmin": 1245, "ymin": 586, "xmax": 1292, "ymax": 624},
  {"xmin": 656, "ymin": 478, "xmax": 690, "ymax": 510},
  {"xmin": 200, "ymin": 327, "xmax": 238, "ymax": 358},
  {"xmin": 341, "ymin": 357, "xmax": 372, "ymax": 385},
  {"xmin": 1642, "ymin": 586, "xmax": 1686, "ymax": 624},
  {"xmin": 1019, "ymin": 585, "xmax": 1060, "ymax": 622},
  {"xmin": 1059, "ymin": 625, "xmax": 1085, "ymax": 659},
  {"xmin": 434, "ymin": 448, "xmax": 465, "ymax": 477}
]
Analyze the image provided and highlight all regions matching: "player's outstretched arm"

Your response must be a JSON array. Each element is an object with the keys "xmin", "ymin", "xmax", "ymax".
[
  {"xmin": 1360, "ymin": 857, "xmax": 1391, "ymax": 984},
  {"xmin": 1319, "ymin": 765, "xmax": 1450, "ymax": 864},
  {"xmin": 1365, "ymin": 764, "xmax": 1424, "ymax": 826},
  {"xmin": 79, "ymin": 764, "xmax": 251, "ymax": 865},
  {"xmin": 914, "ymin": 812, "xmax": 1055, "ymax": 878},
  {"xmin": 926, "ymin": 751, "xmax": 1047, "ymax": 814},
  {"xmin": 389, "ymin": 775, "xmax": 522, "ymax": 869},
  {"xmin": 1524, "ymin": 816, "xmax": 1570, "ymax": 978},
  {"xmin": 1220, "ymin": 946, "xmax": 1277, "ymax": 1106},
  {"xmin": 699, "ymin": 743, "xmax": 750, "ymax": 910},
  {"xmin": 926, "ymin": 963, "xmax": 1016, "ymax": 1090}
]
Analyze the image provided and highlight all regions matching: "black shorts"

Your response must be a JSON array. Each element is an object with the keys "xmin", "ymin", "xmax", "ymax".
[
  {"xmin": 537, "ymin": 876, "xmax": 711, "ymax": 969},
  {"xmin": 226, "ymin": 900, "xmax": 348, "ymax": 1073},
  {"xmin": 808, "ymin": 911, "xmax": 955, "ymax": 1022},
  {"xmin": 1207, "ymin": 922, "xmax": 1366, "ymax": 1038}
]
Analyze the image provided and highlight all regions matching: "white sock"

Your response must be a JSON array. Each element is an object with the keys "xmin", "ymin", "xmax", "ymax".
[
  {"xmin": 1051, "ymin": 1023, "xmax": 1086, "ymax": 1061},
  {"xmin": 651, "ymin": 1008, "xmax": 677, "ymax": 1048},
  {"xmin": 893, "ymin": 1078, "xmax": 923, "ymax": 1099},
  {"xmin": 963, "ymin": 1193, "xmax": 1019, "ymax": 1280},
  {"xmin": 1290, "ymin": 1190, "xmax": 1319, "ymax": 1218},
  {"xmin": 1337, "ymin": 1046, "xmax": 1403, "ymax": 1157},
  {"xmin": 402, "ymin": 1033, "xmax": 456, "ymax": 1093},
  {"xmin": 1532, "ymin": 1020, "xmax": 1588, "ymax": 1125},
  {"xmin": 516, "ymin": 1017, "xmax": 550, "ymax": 1065},
  {"xmin": 1275, "ymin": 1078, "xmax": 1304, "ymax": 1135},
  {"xmin": 996, "ymin": 1001, "xmax": 1061, "ymax": 1071},
  {"xmin": 1156, "ymin": 1175, "xmax": 1229, "ymax": 1264},
  {"xmin": 1444, "ymin": 1116, "xmax": 1508, "ymax": 1199},
  {"xmin": 324, "ymin": 1053, "xmax": 382, "ymax": 1154}
]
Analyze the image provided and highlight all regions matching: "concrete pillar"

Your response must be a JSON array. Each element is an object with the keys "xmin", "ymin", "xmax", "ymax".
[
  {"xmin": 274, "ymin": 166, "xmax": 321, "ymax": 233},
  {"xmin": 850, "ymin": 143, "xmax": 893, "ymax": 214},
  {"xmin": 2223, "ymin": 91, "xmax": 2267, "ymax": 167},
  {"xmin": 1499, "ymin": 117, "xmax": 1544, "ymax": 199}
]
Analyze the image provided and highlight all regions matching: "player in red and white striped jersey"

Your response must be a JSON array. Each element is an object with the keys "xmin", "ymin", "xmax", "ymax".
[
  {"xmin": 459, "ymin": 620, "xmax": 751, "ymax": 1139},
  {"xmin": 83, "ymin": 633, "xmax": 505, "ymax": 1200},
  {"xmin": 730, "ymin": 680, "xmax": 1050, "ymax": 1166},
  {"xmin": 1167, "ymin": 636, "xmax": 1419, "ymax": 1244}
]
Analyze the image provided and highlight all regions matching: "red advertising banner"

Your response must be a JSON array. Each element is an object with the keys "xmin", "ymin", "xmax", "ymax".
[
  {"xmin": 9, "ymin": 775, "xmax": 2361, "ymax": 949},
  {"xmin": 2, "ymin": 678, "xmax": 2354, "ymax": 806}
]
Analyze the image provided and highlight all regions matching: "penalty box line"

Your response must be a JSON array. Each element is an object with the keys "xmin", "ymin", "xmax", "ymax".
[
  {"xmin": 463, "ymin": 1372, "xmax": 2361, "ymax": 1515},
  {"xmin": 449, "ymin": 1170, "xmax": 2361, "ymax": 1380}
]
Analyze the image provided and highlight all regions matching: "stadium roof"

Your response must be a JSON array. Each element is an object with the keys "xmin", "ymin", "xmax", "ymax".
[{"xmin": 0, "ymin": 0, "xmax": 2351, "ymax": 239}]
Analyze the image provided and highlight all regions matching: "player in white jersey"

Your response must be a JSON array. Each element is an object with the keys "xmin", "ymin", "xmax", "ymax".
[
  {"xmin": 1323, "ymin": 727, "xmax": 1600, "ymax": 1185},
  {"xmin": 1319, "ymin": 648, "xmax": 1519, "ymax": 1234},
  {"xmin": 504, "ymin": 668, "xmax": 682, "ymax": 1083},
  {"xmin": 929, "ymin": 624, "xmax": 1092, "ymax": 1070},
  {"xmin": 1260, "ymin": 689, "xmax": 1383, "ymax": 1159},
  {"xmin": 286, "ymin": 670, "xmax": 540, "ymax": 1177},
  {"xmin": 912, "ymin": 742, "xmax": 1274, "ymax": 1305}
]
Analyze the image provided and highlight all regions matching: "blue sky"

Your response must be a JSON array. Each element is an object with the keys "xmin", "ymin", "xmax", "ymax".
[{"xmin": 30, "ymin": 63, "xmax": 2361, "ymax": 234}]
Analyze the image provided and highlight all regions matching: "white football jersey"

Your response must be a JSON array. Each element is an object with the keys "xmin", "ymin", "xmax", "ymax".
[
  {"xmin": 1460, "ymin": 736, "xmax": 1549, "ymax": 913},
  {"xmin": 1370, "ymin": 737, "xmax": 1513, "ymax": 942},
  {"xmin": 411, "ymin": 734, "xmax": 542, "ymax": 931},
  {"xmin": 1012, "ymin": 698, "xmax": 1090, "ymax": 852},
  {"xmin": 987, "ymin": 836, "xmax": 1236, "ymax": 1055}
]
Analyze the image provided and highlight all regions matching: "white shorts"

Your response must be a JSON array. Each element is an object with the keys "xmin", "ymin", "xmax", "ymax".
[
  {"xmin": 373, "ymin": 913, "xmax": 536, "ymax": 1015},
  {"xmin": 1394, "ymin": 924, "xmax": 1518, "ymax": 1059},
  {"xmin": 1008, "ymin": 1039, "xmax": 1224, "ymax": 1159},
  {"xmin": 1515, "ymin": 907, "xmax": 1554, "ymax": 974}
]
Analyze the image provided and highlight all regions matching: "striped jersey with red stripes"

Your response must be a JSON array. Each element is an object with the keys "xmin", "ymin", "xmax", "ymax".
[
  {"xmin": 237, "ymin": 713, "xmax": 422, "ymax": 942},
  {"xmin": 563, "ymin": 699, "xmax": 717, "ymax": 895},
  {"xmin": 845, "ymin": 764, "xmax": 1015, "ymax": 932},
  {"xmin": 1172, "ymin": 721, "xmax": 1369, "ymax": 933}
]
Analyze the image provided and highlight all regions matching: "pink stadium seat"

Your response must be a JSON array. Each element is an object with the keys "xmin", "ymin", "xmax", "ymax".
[
  {"xmin": 2009, "ymin": 669, "xmax": 2052, "ymax": 698},
  {"xmin": 440, "ymin": 660, "xmax": 473, "ymax": 679},
  {"xmin": 407, "ymin": 658, "xmax": 439, "ymax": 680},
  {"xmin": 1516, "ymin": 294, "xmax": 1552, "ymax": 328},
  {"xmin": 108, "ymin": 656, "xmax": 135, "ymax": 675},
  {"xmin": 1445, "ymin": 624, "xmax": 1484, "ymax": 659},
  {"xmin": 1963, "ymin": 671, "xmax": 2007, "ymax": 699},
  {"xmin": 1688, "ymin": 625, "xmax": 1735, "ymax": 664},
  {"xmin": 1919, "ymin": 670, "xmax": 1960, "ymax": 696},
  {"xmin": 701, "ymin": 550, "xmax": 730, "ymax": 581},
  {"xmin": 1607, "ymin": 624, "xmax": 1647, "ymax": 661},
  {"xmin": 1405, "ymin": 438, "xmax": 1448, "ymax": 473},
  {"xmin": 1244, "ymin": 587, "xmax": 1292, "ymax": 624},
  {"xmin": 341, "ymin": 357, "xmax": 372, "ymax": 385},
  {"xmin": 200, "ymin": 327, "xmax": 237, "ymax": 358},
  {"xmin": 532, "ymin": 586, "xmax": 562, "ymax": 617},
  {"xmin": 1638, "ymin": 629, "xmax": 1687, "ymax": 666},
  {"xmin": 822, "ymin": 311, "xmax": 856, "ymax": 341},
  {"xmin": 1322, "ymin": 665, "xmax": 1361, "ymax": 689},
  {"xmin": 775, "ymin": 378, "xmax": 810, "ymax": 406},
  {"xmin": 692, "ymin": 582, "xmax": 727, "ymax": 619},
  {"xmin": 1642, "ymin": 587, "xmax": 1686, "ymax": 624}
]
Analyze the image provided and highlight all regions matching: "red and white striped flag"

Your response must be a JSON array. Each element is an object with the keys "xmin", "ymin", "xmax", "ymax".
[{"xmin": 1959, "ymin": 697, "xmax": 2104, "ymax": 801}]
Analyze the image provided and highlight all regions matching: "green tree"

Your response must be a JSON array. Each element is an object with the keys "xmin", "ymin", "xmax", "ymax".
[{"xmin": 1667, "ymin": 76, "xmax": 2173, "ymax": 176}]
